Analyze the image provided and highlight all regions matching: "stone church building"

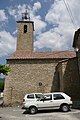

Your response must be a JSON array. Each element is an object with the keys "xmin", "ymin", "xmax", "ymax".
[{"xmin": 3, "ymin": 11, "xmax": 80, "ymax": 106}]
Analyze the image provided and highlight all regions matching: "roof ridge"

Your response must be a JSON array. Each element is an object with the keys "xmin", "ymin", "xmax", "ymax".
[{"xmin": 7, "ymin": 50, "xmax": 76, "ymax": 60}]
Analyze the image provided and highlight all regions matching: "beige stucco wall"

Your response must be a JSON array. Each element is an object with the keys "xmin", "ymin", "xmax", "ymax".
[{"xmin": 4, "ymin": 59, "xmax": 59, "ymax": 106}]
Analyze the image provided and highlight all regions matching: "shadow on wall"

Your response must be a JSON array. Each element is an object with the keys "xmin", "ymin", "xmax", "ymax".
[
  {"xmin": 51, "ymin": 57, "xmax": 80, "ymax": 101},
  {"xmin": 62, "ymin": 58, "xmax": 80, "ymax": 101},
  {"xmin": 51, "ymin": 68, "xmax": 60, "ymax": 92}
]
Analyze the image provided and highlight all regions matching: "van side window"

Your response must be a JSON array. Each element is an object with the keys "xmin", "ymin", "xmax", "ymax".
[
  {"xmin": 53, "ymin": 94, "xmax": 65, "ymax": 100},
  {"xmin": 35, "ymin": 94, "xmax": 43, "ymax": 98},
  {"xmin": 27, "ymin": 94, "xmax": 34, "ymax": 99},
  {"xmin": 44, "ymin": 94, "xmax": 52, "ymax": 101}
]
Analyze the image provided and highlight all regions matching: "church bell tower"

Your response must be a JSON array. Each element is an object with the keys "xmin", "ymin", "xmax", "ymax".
[{"xmin": 17, "ymin": 10, "xmax": 34, "ymax": 51}]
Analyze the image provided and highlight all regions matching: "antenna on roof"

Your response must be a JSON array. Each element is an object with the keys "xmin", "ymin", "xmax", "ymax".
[{"xmin": 22, "ymin": 9, "xmax": 30, "ymax": 21}]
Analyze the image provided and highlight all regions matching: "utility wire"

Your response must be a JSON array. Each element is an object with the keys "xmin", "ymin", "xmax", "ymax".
[
  {"xmin": 65, "ymin": 0, "xmax": 77, "ymax": 27},
  {"xmin": 63, "ymin": 0, "xmax": 76, "ymax": 28}
]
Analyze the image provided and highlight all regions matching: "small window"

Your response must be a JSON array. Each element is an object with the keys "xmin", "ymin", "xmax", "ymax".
[
  {"xmin": 53, "ymin": 94, "xmax": 65, "ymax": 100},
  {"xmin": 27, "ymin": 94, "xmax": 34, "ymax": 99},
  {"xmin": 24, "ymin": 25, "xmax": 27, "ymax": 33}
]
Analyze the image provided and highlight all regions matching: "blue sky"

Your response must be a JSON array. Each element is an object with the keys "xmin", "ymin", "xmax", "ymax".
[{"xmin": 0, "ymin": 0, "xmax": 80, "ymax": 64}]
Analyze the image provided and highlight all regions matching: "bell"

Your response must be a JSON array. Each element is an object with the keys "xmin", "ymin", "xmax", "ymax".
[
  {"xmin": 22, "ymin": 13, "xmax": 27, "ymax": 20},
  {"xmin": 22, "ymin": 10, "xmax": 30, "ymax": 21}
]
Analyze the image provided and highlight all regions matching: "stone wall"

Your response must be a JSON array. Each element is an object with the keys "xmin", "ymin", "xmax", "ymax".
[
  {"xmin": 4, "ymin": 59, "xmax": 59, "ymax": 106},
  {"xmin": 4, "ymin": 57, "xmax": 80, "ymax": 106},
  {"xmin": 77, "ymin": 49, "xmax": 80, "ymax": 76},
  {"xmin": 17, "ymin": 21, "xmax": 34, "ymax": 51},
  {"xmin": 57, "ymin": 58, "xmax": 80, "ymax": 100}
]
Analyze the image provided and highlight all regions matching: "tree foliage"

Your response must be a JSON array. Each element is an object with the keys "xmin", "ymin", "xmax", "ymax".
[
  {"xmin": 0, "ymin": 79, "xmax": 4, "ymax": 92},
  {"xmin": 0, "ymin": 65, "xmax": 10, "ymax": 92},
  {"xmin": 0, "ymin": 65, "xmax": 10, "ymax": 75}
]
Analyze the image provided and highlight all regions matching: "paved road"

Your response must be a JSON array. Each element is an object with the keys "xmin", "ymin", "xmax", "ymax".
[{"xmin": 0, "ymin": 106, "xmax": 80, "ymax": 120}]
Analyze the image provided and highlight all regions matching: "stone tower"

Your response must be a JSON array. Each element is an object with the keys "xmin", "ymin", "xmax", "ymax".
[{"xmin": 17, "ymin": 10, "xmax": 34, "ymax": 51}]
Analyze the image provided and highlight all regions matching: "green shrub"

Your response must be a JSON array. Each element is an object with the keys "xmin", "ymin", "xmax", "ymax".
[{"xmin": 0, "ymin": 79, "xmax": 4, "ymax": 92}]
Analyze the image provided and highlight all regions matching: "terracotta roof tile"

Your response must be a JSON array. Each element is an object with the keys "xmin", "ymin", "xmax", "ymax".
[{"xmin": 7, "ymin": 50, "xmax": 76, "ymax": 60}]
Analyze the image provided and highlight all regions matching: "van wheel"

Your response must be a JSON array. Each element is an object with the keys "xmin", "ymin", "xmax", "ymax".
[
  {"xmin": 29, "ymin": 106, "xmax": 37, "ymax": 114},
  {"xmin": 60, "ymin": 104, "xmax": 69, "ymax": 112}
]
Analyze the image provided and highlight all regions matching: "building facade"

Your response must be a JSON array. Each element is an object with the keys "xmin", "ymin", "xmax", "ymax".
[{"xmin": 3, "ymin": 12, "xmax": 80, "ymax": 106}]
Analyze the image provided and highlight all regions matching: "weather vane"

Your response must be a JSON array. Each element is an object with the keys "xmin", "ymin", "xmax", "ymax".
[{"xmin": 22, "ymin": 9, "xmax": 30, "ymax": 21}]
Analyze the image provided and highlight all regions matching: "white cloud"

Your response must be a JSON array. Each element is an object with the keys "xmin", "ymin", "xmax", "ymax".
[
  {"xmin": 8, "ymin": 2, "xmax": 47, "ymax": 34},
  {"xmin": 67, "ymin": 0, "xmax": 80, "ymax": 27},
  {"xmin": 8, "ymin": 8, "xmax": 16, "ymax": 17},
  {"xmin": 34, "ymin": 28, "xmax": 73, "ymax": 51},
  {"xmin": 33, "ymin": 1, "xmax": 41, "ymax": 12},
  {"xmin": 8, "ymin": 4, "xmax": 27, "ymax": 20},
  {"xmin": 45, "ymin": 0, "xmax": 71, "ymax": 24},
  {"xmin": 30, "ymin": 2, "xmax": 47, "ymax": 34},
  {"xmin": 0, "ymin": 10, "xmax": 8, "ymax": 22},
  {"xmin": 0, "ymin": 31, "xmax": 16, "ymax": 57},
  {"xmin": 34, "ymin": 0, "xmax": 80, "ymax": 51},
  {"xmin": 7, "ymin": 0, "xmax": 80, "ymax": 52},
  {"xmin": 8, "ymin": 2, "xmax": 41, "ymax": 20},
  {"xmin": 12, "ymin": 29, "xmax": 17, "ymax": 35},
  {"xmin": 31, "ymin": 15, "xmax": 46, "ymax": 34}
]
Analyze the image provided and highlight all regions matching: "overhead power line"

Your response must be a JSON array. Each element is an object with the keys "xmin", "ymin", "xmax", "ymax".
[{"xmin": 63, "ymin": 0, "xmax": 76, "ymax": 28}]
